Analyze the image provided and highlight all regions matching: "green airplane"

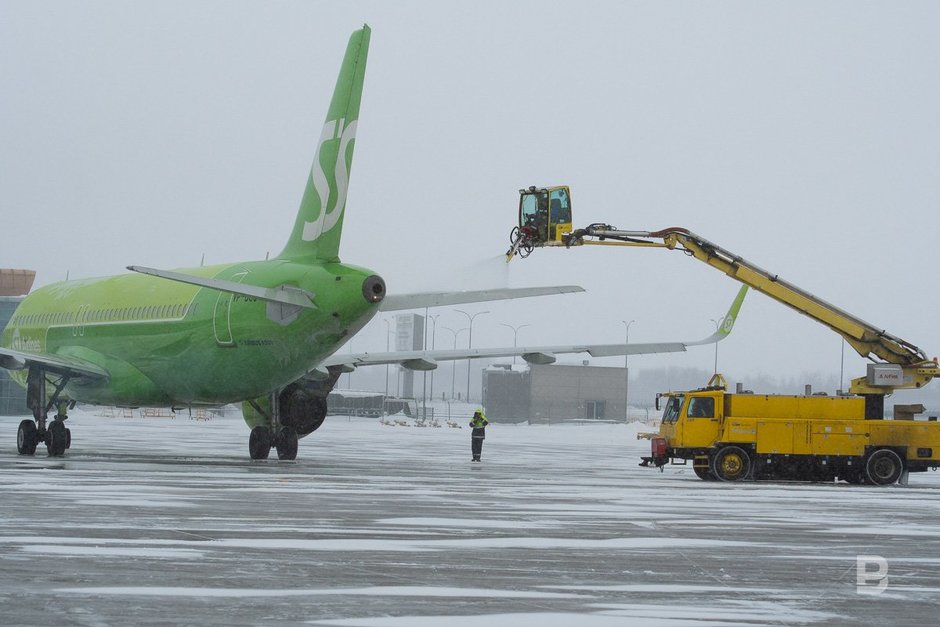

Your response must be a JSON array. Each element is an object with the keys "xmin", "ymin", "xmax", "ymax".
[{"xmin": 0, "ymin": 25, "xmax": 746, "ymax": 461}]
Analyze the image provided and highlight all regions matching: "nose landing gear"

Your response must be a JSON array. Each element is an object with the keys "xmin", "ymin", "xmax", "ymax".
[{"xmin": 20, "ymin": 365, "xmax": 73, "ymax": 457}]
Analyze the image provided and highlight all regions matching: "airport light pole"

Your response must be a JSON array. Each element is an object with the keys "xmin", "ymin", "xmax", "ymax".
[
  {"xmin": 455, "ymin": 309, "xmax": 488, "ymax": 402},
  {"xmin": 710, "ymin": 318, "xmax": 719, "ymax": 374},
  {"xmin": 621, "ymin": 319, "xmax": 635, "ymax": 422},
  {"xmin": 441, "ymin": 326, "xmax": 467, "ymax": 399},
  {"xmin": 427, "ymin": 314, "xmax": 439, "ymax": 399},
  {"xmin": 499, "ymin": 322, "xmax": 531, "ymax": 365}
]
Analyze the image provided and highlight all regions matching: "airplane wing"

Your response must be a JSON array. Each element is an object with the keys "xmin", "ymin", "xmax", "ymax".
[
  {"xmin": 379, "ymin": 285, "xmax": 584, "ymax": 311},
  {"xmin": 0, "ymin": 346, "xmax": 109, "ymax": 379},
  {"xmin": 320, "ymin": 286, "xmax": 747, "ymax": 372}
]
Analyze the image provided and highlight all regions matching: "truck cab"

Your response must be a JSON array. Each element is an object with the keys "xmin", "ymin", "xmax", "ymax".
[
  {"xmin": 659, "ymin": 391, "xmax": 724, "ymax": 451},
  {"xmin": 518, "ymin": 185, "xmax": 573, "ymax": 243}
]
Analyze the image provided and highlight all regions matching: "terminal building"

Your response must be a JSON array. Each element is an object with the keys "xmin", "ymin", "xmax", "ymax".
[
  {"xmin": 482, "ymin": 363, "xmax": 629, "ymax": 424},
  {"xmin": 0, "ymin": 269, "xmax": 35, "ymax": 415}
]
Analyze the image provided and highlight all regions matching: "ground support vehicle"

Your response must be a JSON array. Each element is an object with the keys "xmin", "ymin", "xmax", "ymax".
[
  {"xmin": 640, "ymin": 375, "xmax": 940, "ymax": 484},
  {"xmin": 505, "ymin": 185, "xmax": 940, "ymax": 484}
]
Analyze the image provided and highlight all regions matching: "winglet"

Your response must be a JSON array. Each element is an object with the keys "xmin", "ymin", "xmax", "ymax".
[
  {"xmin": 278, "ymin": 25, "xmax": 371, "ymax": 263},
  {"xmin": 686, "ymin": 285, "xmax": 748, "ymax": 346}
]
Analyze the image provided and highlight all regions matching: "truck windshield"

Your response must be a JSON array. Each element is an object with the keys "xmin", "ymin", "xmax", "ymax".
[
  {"xmin": 520, "ymin": 191, "xmax": 549, "ymax": 240},
  {"xmin": 662, "ymin": 395, "xmax": 683, "ymax": 423}
]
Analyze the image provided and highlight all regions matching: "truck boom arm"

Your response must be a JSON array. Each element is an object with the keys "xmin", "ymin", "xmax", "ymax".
[{"xmin": 561, "ymin": 224, "xmax": 939, "ymax": 394}]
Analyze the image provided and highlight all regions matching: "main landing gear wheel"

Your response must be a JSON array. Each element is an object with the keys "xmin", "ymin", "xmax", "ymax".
[
  {"xmin": 275, "ymin": 426, "xmax": 298, "ymax": 461},
  {"xmin": 249, "ymin": 426, "xmax": 272, "ymax": 460},
  {"xmin": 46, "ymin": 419, "xmax": 68, "ymax": 457},
  {"xmin": 17, "ymin": 420, "xmax": 39, "ymax": 456},
  {"xmin": 712, "ymin": 446, "xmax": 752, "ymax": 482},
  {"xmin": 865, "ymin": 449, "xmax": 903, "ymax": 486}
]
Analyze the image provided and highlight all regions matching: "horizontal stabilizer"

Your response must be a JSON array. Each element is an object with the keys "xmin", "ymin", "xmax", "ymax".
[
  {"xmin": 380, "ymin": 285, "xmax": 584, "ymax": 312},
  {"xmin": 128, "ymin": 266, "xmax": 316, "ymax": 310}
]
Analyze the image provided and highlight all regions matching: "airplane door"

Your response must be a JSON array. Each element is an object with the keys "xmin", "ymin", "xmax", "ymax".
[
  {"xmin": 213, "ymin": 271, "xmax": 248, "ymax": 347},
  {"xmin": 73, "ymin": 304, "xmax": 89, "ymax": 337}
]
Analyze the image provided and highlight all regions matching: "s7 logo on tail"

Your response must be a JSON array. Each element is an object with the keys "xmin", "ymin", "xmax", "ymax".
[{"xmin": 302, "ymin": 117, "xmax": 358, "ymax": 242}]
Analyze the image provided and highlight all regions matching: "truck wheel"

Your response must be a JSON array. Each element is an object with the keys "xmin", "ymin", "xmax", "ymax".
[
  {"xmin": 865, "ymin": 449, "xmax": 903, "ymax": 486},
  {"xmin": 712, "ymin": 446, "xmax": 752, "ymax": 482},
  {"xmin": 693, "ymin": 466, "xmax": 717, "ymax": 481}
]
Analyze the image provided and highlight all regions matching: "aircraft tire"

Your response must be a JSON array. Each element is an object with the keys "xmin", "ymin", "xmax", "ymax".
[
  {"xmin": 17, "ymin": 420, "xmax": 38, "ymax": 455},
  {"xmin": 46, "ymin": 420, "xmax": 67, "ymax": 457},
  {"xmin": 275, "ymin": 427, "xmax": 298, "ymax": 461},
  {"xmin": 249, "ymin": 426, "xmax": 272, "ymax": 460}
]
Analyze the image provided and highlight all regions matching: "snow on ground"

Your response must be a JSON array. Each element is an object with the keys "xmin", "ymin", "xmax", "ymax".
[{"xmin": 1, "ymin": 408, "xmax": 939, "ymax": 625}]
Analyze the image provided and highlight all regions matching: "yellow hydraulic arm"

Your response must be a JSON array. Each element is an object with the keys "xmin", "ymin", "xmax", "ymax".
[{"xmin": 555, "ymin": 224, "xmax": 940, "ymax": 397}]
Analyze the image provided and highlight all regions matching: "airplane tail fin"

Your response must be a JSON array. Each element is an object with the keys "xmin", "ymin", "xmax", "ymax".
[{"xmin": 278, "ymin": 25, "xmax": 371, "ymax": 263}]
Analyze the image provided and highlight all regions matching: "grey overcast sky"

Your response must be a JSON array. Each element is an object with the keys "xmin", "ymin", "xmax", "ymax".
[{"xmin": 2, "ymin": 1, "xmax": 939, "ymax": 387}]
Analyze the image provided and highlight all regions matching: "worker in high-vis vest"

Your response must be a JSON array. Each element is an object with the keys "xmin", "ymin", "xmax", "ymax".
[{"xmin": 469, "ymin": 408, "xmax": 489, "ymax": 462}]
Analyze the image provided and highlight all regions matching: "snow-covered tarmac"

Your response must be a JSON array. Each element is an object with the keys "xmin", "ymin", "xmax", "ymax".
[{"xmin": 1, "ymin": 410, "xmax": 939, "ymax": 626}]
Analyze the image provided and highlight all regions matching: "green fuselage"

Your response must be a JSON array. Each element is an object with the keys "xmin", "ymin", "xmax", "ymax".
[{"xmin": 1, "ymin": 259, "xmax": 381, "ymax": 407}]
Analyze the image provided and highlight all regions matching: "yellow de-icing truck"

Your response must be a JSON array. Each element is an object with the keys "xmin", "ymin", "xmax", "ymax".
[
  {"xmin": 643, "ymin": 374, "xmax": 940, "ymax": 484},
  {"xmin": 505, "ymin": 187, "xmax": 940, "ymax": 485}
]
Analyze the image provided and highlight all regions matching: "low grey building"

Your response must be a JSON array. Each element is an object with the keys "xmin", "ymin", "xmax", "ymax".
[{"xmin": 483, "ymin": 363, "xmax": 629, "ymax": 423}]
